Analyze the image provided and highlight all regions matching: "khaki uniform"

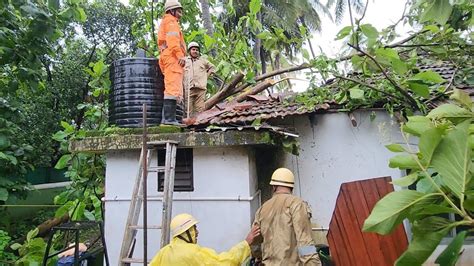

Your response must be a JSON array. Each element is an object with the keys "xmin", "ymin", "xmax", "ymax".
[
  {"xmin": 253, "ymin": 193, "xmax": 321, "ymax": 266},
  {"xmin": 183, "ymin": 56, "xmax": 215, "ymax": 117}
]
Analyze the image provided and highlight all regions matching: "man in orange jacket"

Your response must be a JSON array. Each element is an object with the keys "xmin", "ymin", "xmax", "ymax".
[{"xmin": 157, "ymin": 0, "xmax": 186, "ymax": 125}]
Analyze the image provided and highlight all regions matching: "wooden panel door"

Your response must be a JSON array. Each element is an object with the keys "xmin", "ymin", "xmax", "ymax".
[{"xmin": 327, "ymin": 176, "xmax": 408, "ymax": 266}]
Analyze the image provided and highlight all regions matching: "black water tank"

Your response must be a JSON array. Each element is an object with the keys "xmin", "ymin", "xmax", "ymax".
[{"xmin": 109, "ymin": 58, "xmax": 164, "ymax": 127}]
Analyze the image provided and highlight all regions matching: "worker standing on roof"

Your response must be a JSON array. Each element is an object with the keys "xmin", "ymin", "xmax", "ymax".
[
  {"xmin": 157, "ymin": 0, "xmax": 186, "ymax": 125},
  {"xmin": 252, "ymin": 168, "xmax": 321, "ymax": 266},
  {"xmin": 150, "ymin": 213, "xmax": 261, "ymax": 265},
  {"xmin": 183, "ymin": 41, "xmax": 216, "ymax": 118}
]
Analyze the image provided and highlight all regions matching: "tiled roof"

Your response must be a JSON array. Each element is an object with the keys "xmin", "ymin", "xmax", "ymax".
[
  {"xmin": 186, "ymin": 98, "xmax": 331, "ymax": 127},
  {"xmin": 187, "ymin": 61, "xmax": 472, "ymax": 127}
]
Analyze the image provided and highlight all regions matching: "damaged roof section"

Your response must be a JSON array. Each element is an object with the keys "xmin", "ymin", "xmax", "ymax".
[
  {"xmin": 187, "ymin": 60, "xmax": 472, "ymax": 128},
  {"xmin": 186, "ymin": 95, "xmax": 331, "ymax": 127}
]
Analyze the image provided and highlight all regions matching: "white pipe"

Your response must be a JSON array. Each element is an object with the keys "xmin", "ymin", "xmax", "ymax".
[
  {"xmin": 103, "ymin": 190, "xmax": 261, "ymax": 203},
  {"xmin": 312, "ymin": 227, "xmax": 329, "ymax": 231},
  {"xmin": 33, "ymin": 181, "xmax": 71, "ymax": 189}
]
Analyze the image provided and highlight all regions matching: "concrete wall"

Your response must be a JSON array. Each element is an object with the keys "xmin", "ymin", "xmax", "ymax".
[
  {"xmin": 278, "ymin": 110, "xmax": 405, "ymax": 228},
  {"xmin": 104, "ymin": 146, "xmax": 259, "ymax": 264}
]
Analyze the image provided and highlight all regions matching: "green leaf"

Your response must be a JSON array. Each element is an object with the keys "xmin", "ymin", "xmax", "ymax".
[
  {"xmin": 427, "ymin": 104, "xmax": 472, "ymax": 120},
  {"xmin": 392, "ymin": 59, "xmax": 408, "ymax": 75},
  {"xmin": 375, "ymin": 48, "xmax": 399, "ymax": 60},
  {"xmin": 55, "ymin": 154, "xmax": 72, "ymax": 169},
  {"xmin": 435, "ymin": 231, "xmax": 467, "ymax": 266},
  {"xmin": 10, "ymin": 243, "xmax": 22, "ymax": 250},
  {"xmin": 76, "ymin": 7, "xmax": 87, "ymax": 22},
  {"xmin": 363, "ymin": 190, "xmax": 440, "ymax": 234},
  {"xmin": 420, "ymin": 0, "xmax": 453, "ymax": 25},
  {"xmin": 335, "ymin": 26, "xmax": 352, "ymax": 40},
  {"xmin": 385, "ymin": 144, "xmax": 406, "ymax": 152},
  {"xmin": 360, "ymin": 24, "xmax": 378, "ymax": 39},
  {"xmin": 392, "ymin": 173, "xmax": 418, "ymax": 187},
  {"xmin": 418, "ymin": 128, "xmax": 444, "ymax": 166},
  {"xmin": 52, "ymin": 131, "xmax": 68, "ymax": 142},
  {"xmin": 411, "ymin": 71, "xmax": 445, "ymax": 84},
  {"xmin": 408, "ymin": 82, "xmax": 430, "ymax": 98},
  {"xmin": 83, "ymin": 210, "xmax": 95, "ymax": 221},
  {"xmin": 416, "ymin": 174, "xmax": 444, "ymax": 193},
  {"xmin": 389, "ymin": 155, "xmax": 421, "ymax": 170},
  {"xmin": 416, "ymin": 204, "xmax": 456, "ymax": 216},
  {"xmin": 402, "ymin": 116, "xmax": 433, "ymax": 136},
  {"xmin": 26, "ymin": 228, "xmax": 39, "ymax": 242},
  {"xmin": 72, "ymin": 202, "xmax": 86, "ymax": 220},
  {"xmin": 431, "ymin": 121, "xmax": 471, "ymax": 200},
  {"xmin": 0, "ymin": 188, "xmax": 8, "ymax": 201},
  {"xmin": 450, "ymin": 89, "xmax": 472, "ymax": 109},
  {"xmin": 396, "ymin": 218, "xmax": 452, "ymax": 265},
  {"xmin": 0, "ymin": 134, "xmax": 10, "ymax": 149},
  {"xmin": 249, "ymin": 0, "xmax": 261, "ymax": 15},
  {"xmin": 349, "ymin": 88, "xmax": 364, "ymax": 99},
  {"xmin": 48, "ymin": 0, "xmax": 59, "ymax": 10}
]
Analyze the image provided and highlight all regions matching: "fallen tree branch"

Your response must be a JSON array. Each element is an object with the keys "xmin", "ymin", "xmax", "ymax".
[
  {"xmin": 235, "ymin": 79, "xmax": 276, "ymax": 102},
  {"xmin": 348, "ymin": 43, "xmax": 419, "ymax": 109},
  {"xmin": 334, "ymin": 75, "xmax": 406, "ymax": 101},
  {"xmin": 205, "ymin": 72, "xmax": 244, "ymax": 110}
]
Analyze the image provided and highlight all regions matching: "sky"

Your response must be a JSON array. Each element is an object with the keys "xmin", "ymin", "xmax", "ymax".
[{"xmin": 312, "ymin": 0, "xmax": 412, "ymax": 57}]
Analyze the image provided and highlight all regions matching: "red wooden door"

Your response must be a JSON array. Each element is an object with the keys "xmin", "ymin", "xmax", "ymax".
[{"xmin": 327, "ymin": 176, "xmax": 408, "ymax": 266}]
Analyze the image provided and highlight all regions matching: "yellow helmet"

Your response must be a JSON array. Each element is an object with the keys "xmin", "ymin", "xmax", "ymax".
[
  {"xmin": 164, "ymin": 0, "xmax": 182, "ymax": 13},
  {"xmin": 269, "ymin": 168, "xmax": 295, "ymax": 188},
  {"xmin": 170, "ymin": 213, "xmax": 198, "ymax": 238}
]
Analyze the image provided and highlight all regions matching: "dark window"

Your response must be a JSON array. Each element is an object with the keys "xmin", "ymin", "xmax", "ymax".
[{"xmin": 157, "ymin": 148, "xmax": 193, "ymax": 192}]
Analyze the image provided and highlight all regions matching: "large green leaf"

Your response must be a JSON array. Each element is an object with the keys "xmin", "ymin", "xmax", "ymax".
[
  {"xmin": 392, "ymin": 173, "xmax": 418, "ymax": 187},
  {"xmin": 418, "ymin": 128, "xmax": 444, "ymax": 166},
  {"xmin": 385, "ymin": 144, "xmax": 406, "ymax": 153},
  {"xmin": 435, "ymin": 231, "xmax": 467, "ymax": 266},
  {"xmin": 427, "ymin": 104, "xmax": 472, "ymax": 120},
  {"xmin": 349, "ymin": 88, "xmax": 364, "ymax": 99},
  {"xmin": 402, "ymin": 116, "xmax": 434, "ymax": 136},
  {"xmin": 396, "ymin": 217, "xmax": 452, "ymax": 266},
  {"xmin": 408, "ymin": 82, "xmax": 430, "ymax": 98},
  {"xmin": 411, "ymin": 71, "xmax": 445, "ymax": 84},
  {"xmin": 363, "ymin": 190, "xmax": 441, "ymax": 234},
  {"xmin": 360, "ymin": 24, "xmax": 378, "ymax": 39},
  {"xmin": 431, "ymin": 121, "xmax": 471, "ymax": 200},
  {"xmin": 450, "ymin": 89, "xmax": 472, "ymax": 109},
  {"xmin": 55, "ymin": 154, "xmax": 71, "ymax": 169},
  {"xmin": 420, "ymin": 0, "xmax": 453, "ymax": 25},
  {"xmin": 389, "ymin": 155, "xmax": 421, "ymax": 170}
]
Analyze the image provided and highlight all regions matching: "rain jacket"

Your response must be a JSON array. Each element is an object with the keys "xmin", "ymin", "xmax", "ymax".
[
  {"xmin": 157, "ymin": 13, "xmax": 186, "ymax": 98},
  {"xmin": 149, "ymin": 237, "xmax": 251, "ymax": 266},
  {"xmin": 252, "ymin": 192, "xmax": 321, "ymax": 266}
]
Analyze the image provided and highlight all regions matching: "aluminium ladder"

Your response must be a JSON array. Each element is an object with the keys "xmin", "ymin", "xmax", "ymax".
[{"xmin": 119, "ymin": 140, "xmax": 179, "ymax": 265}]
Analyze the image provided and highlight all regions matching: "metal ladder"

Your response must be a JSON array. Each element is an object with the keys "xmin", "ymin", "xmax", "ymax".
[{"xmin": 119, "ymin": 140, "xmax": 178, "ymax": 265}]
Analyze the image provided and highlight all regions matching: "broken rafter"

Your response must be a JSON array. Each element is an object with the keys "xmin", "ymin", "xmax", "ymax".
[{"xmin": 204, "ymin": 72, "xmax": 244, "ymax": 110}]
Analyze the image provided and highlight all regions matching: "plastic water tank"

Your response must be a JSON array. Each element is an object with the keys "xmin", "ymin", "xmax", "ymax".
[{"xmin": 109, "ymin": 58, "xmax": 164, "ymax": 127}]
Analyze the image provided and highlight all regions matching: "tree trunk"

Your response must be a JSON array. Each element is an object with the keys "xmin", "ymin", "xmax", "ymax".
[
  {"xmin": 199, "ymin": 0, "xmax": 214, "ymax": 36},
  {"xmin": 199, "ymin": 0, "xmax": 216, "ymax": 56}
]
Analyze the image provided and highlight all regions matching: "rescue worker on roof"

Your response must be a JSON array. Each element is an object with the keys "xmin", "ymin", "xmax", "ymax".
[
  {"xmin": 183, "ymin": 41, "xmax": 215, "ymax": 118},
  {"xmin": 252, "ymin": 168, "xmax": 322, "ymax": 266},
  {"xmin": 150, "ymin": 213, "xmax": 261, "ymax": 265},
  {"xmin": 157, "ymin": 0, "xmax": 186, "ymax": 125}
]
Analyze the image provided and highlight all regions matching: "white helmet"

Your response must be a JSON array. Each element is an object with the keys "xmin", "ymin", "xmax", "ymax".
[
  {"xmin": 164, "ymin": 0, "xmax": 182, "ymax": 13},
  {"xmin": 187, "ymin": 41, "xmax": 200, "ymax": 51}
]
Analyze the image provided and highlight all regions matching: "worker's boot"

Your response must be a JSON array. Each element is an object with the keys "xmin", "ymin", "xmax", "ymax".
[{"xmin": 161, "ymin": 96, "xmax": 184, "ymax": 126}]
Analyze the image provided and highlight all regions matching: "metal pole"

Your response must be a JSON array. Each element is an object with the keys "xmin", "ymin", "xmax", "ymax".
[{"xmin": 142, "ymin": 103, "xmax": 148, "ymax": 265}]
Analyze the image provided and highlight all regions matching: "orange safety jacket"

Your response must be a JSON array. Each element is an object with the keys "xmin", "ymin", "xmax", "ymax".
[{"xmin": 157, "ymin": 13, "xmax": 186, "ymax": 98}]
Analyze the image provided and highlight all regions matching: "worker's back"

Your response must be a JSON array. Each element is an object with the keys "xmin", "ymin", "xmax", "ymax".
[
  {"xmin": 150, "ymin": 237, "xmax": 251, "ymax": 266},
  {"xmin": 254, "ymin": 193, "xmax": 319, "ymax": 266}
]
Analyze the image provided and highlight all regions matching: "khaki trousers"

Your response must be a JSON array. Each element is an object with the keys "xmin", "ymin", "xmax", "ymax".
[{"xmin": 185, "ymin": 87, "xmax": 206, "ymax": 118}]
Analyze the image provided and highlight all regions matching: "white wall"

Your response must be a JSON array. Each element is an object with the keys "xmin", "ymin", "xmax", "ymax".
[
  {"xmin": 280, "ymin": 110, "xmax": 405, "ymax": 228},
  {"xmin": 104, "ymin": 146, "xmax": 259, "ymax": 264}
]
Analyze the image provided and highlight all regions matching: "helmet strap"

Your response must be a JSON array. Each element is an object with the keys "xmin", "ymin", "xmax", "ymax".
[{"xmin": 177, "ymin": 229, "xmax": 194, "ymax": 243}]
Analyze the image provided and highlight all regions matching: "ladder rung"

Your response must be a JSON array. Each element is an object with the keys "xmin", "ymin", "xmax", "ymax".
[
  {"xmin": 128, "ymin": 225, "xmax": 162, "ymax": 229},
  {"xmin": 148, "ymin": 166, "xmax": 165, "ymax": 172},
  {"xmin": 121, "ymin": 258, "xmax": 151, "ymax": 263}
]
